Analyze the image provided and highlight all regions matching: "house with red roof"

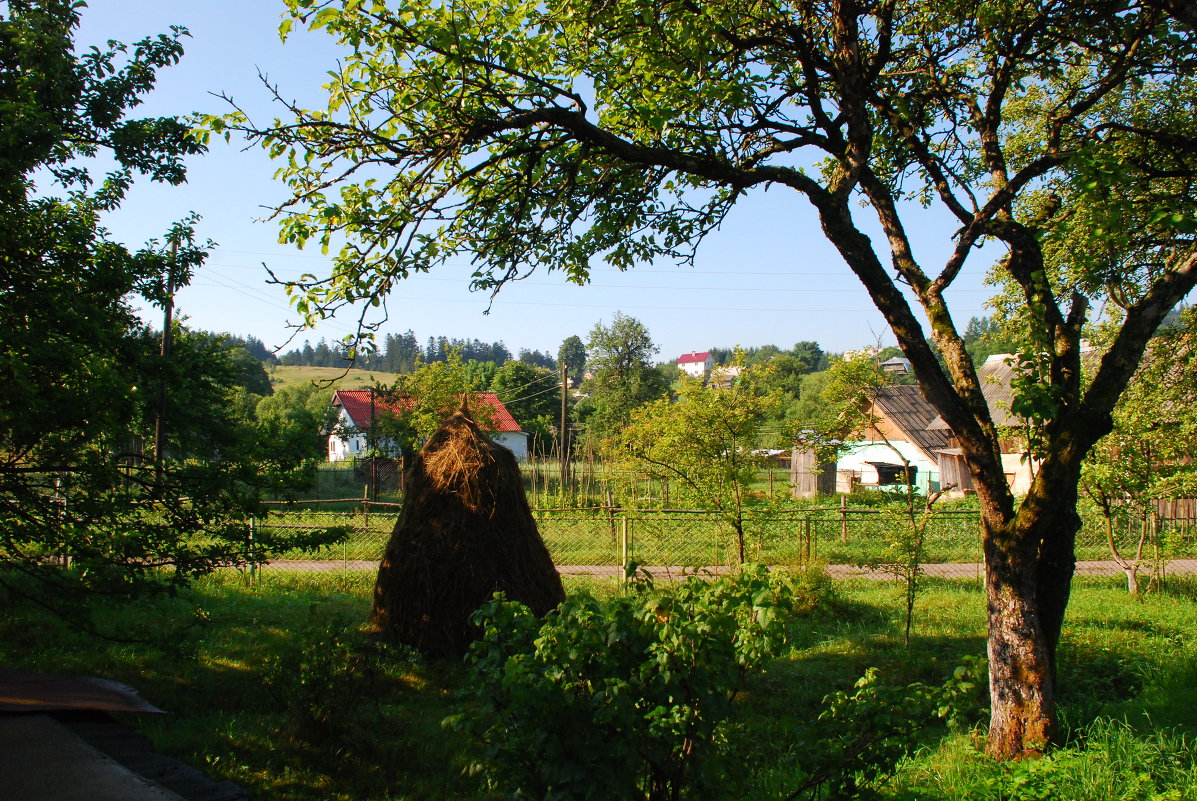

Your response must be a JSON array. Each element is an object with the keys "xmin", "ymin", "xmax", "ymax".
[
  {"xmin": 327, "ymin": 389, "xmax": 529, "ymax": 462},
  {"xmin": 676, "ymin": 351, "xmax": 714, "ymax": 378}
]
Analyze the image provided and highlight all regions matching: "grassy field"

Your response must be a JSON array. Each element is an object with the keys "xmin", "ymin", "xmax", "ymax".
[
  {"xmin": 267, "ymin": 365, "xmax": 401, "ymax": 391},
  {"xmin": 2, "ymin": 570, "xmax": 1195, "ymax": 800}
]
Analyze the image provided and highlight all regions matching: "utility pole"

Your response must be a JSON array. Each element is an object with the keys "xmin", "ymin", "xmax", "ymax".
[
  {"xmin": 370, "ymin": 386, "xmax": 378, "ymax": 502},
  {"xmin": 559, "ymin": 363, "xmax": 569, "ymax": 497},
  {"xmin": 153, "ymin": 241, "xmax": 177, "ymax": 488}
]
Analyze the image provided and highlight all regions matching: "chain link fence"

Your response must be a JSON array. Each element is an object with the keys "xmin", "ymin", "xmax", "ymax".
[{"xmin": 252, "ymin": 500, "xmax": 1197, "ymax": 580}]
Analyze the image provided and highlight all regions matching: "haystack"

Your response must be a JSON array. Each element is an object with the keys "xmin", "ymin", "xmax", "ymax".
[{"xmin": 369, "ymin": 405, "xmax": 565, "ymax": 657}]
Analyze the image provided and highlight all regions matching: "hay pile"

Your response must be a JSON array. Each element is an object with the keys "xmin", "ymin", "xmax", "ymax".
[{"xmin": 369, "ymin": 406, "xmax": 565, "ymax": 657}]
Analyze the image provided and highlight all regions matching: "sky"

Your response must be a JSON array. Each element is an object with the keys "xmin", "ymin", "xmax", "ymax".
[{"xmin": 75, "ymin": 0, "xmax": 1000, "ymax": 363}]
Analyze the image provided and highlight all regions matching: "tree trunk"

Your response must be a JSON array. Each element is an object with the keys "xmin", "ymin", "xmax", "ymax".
[
  {"xmin": 982, "ymin": 516, "xmax": 1057, "ymax": 758},
  {"xmin": 981, "ymin": 475, "xmax": 1081, "ymax": 759}
]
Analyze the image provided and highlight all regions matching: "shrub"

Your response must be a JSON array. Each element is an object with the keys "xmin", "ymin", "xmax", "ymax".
[{"xmin": 449, "ymin": 566, "xmax": 821, "ymax": 800}]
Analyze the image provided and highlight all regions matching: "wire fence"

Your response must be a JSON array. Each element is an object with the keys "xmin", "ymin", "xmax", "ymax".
[{"xmin": 253, "ymin": 500, "xmax": 1197, "ymax": 581}]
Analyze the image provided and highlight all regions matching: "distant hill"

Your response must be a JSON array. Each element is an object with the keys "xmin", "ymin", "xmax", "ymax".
[{"xmin": 267, "ymin": 365, "xmax": 401, "ymax": 392}]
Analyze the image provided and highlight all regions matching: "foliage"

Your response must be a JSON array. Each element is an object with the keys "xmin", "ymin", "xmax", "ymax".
[
  {"xmin": 791, "ymin": 657, "xmax": 987, "ymax": 800},
  {"xmin": 254, "ymin": 381, "xmax": 337, "ymax": 463},
  {"xmin": 579, "ymin": 312, "xmax": 668, "ymax": 441},
  {"xmin": 607, "ymin": 359, "xmax": 781, "ymax": 563},
  {"xmin": 491, "ymin": 360, "xmax": 561, "ymax": 453},
  {"xmin": 961, "ymin": 317, "xmax": 1016, "ymax": 365},
  {"xmin": 450, "ymin": 566, "xmax": 810, "ymax": 801},
  {"xmin": 558, "ymin": 334, "xmax": 587, "ymax": 381},
  {"xmin": 216, "ymin": 0, "xmax": 1197, "ymax": 757},
  {"xmin": 1081, "ymin": 307, "xmax": 1197, "ymax": 594},
  {"xmin": 792, "ymin": 351, "xmax": 889, "ymax": 465},
  {"xmin": 366, "ymin": 350, "xmax": 498, "ymax": 456},
  {"xmin": 0, "ymin": 1, "xmax": 335, "ymax": 619}
]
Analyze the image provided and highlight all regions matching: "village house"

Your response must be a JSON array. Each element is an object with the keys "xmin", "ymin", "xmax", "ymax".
[
  {"xmin": 676, "ymin": 351, "xmax": 714, "ymax": 378},
  {"xmin": 327, "ymin": 389, "xmax": 530, "ymax": 462},
  {"xmin": 708, "ymin": 364, "xmax": 742, "ymax": 388},
  {"xmin": 834, "ymin": 384, "xmax": 951, "ymax": 494}
]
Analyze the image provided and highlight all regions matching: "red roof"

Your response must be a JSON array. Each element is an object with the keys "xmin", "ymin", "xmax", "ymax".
[
  {"xmin": 331, "ymin": 389, "xmax": 522, "ymax": 432},
  {"xmin": 677, "ymin": 351, "xmax": 711, "ymax": 364}
]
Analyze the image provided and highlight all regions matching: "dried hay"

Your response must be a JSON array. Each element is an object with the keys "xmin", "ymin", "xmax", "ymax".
[{"xmin": 369, "ymin": 405, "xmax": 564, "ymax": 657}]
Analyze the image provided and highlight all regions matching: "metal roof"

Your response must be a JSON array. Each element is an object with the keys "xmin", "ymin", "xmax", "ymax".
[
  {"xmin": 871, "ymin": 385, "xmax": 954, "ymax": 457},
  {"xmin": 977, "ymin": 354, "xmax": 1021, "ymax": 427}
]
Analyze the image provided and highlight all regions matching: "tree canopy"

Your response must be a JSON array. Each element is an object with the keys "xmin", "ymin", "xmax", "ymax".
[
  {"xmin": 579, "ymin": 312, "xmax": 668, "ymax": 440},
  {"xmin": 0, "ymin": 1, "xmax": 332, "ymax": 618},
  {"xmin": 221, "ymin": 0, "xmax": 1197, "ymax": 757}
]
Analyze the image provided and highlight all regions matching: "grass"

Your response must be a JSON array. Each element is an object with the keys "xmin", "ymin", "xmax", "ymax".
[
  {"xmin": 2, "ymin": 571, "xmax": 1195, "ymax": 800},
  {"xmin": 267, "ymin": 365, "xmax": 401, "ymax": 391}
]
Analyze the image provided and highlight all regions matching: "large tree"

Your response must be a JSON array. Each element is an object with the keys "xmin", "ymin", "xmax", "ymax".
[
  {"xmin": 223, "ymin": 0, "xmax": 1197, "ymax": 756},
  {"xmin": 0, "ymin": 1, "xmax": 332, "ymax": 618},
  {"xmin": 581, "ymin": 312, "xmax": 668, "ymax": 440}
]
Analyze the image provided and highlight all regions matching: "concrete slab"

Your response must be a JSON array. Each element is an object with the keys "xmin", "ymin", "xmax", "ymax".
[
  {"xmin": 0, "ymin": 669, "xmax": 165, "ymax": 714},
  {"xmin": 0, "ymin": 715, "xmax": 185, "ymax": 801}
]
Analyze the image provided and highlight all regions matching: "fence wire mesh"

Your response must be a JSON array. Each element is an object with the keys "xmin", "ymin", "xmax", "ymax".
[{"xmin": 252, "ymin": 500, "xmax": 1197, "ymax": 580}]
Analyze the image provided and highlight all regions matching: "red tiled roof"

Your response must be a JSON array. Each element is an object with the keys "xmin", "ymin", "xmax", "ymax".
[
  {"xmin": 677, "ymin": 351, "xmax": 711, "ymax": 364},
  {"xmin": 331, "ymin": 389, "xmax": 522, "ymax": 432}
]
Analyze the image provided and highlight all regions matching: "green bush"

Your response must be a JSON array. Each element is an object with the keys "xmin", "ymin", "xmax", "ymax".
[
  {"xmin": 449, "ymin": 566, "xmax": 825, "ymax": 800},
  {"xmin": 792, "ymin": 657, "xmax": 988, "ymax": 800}
]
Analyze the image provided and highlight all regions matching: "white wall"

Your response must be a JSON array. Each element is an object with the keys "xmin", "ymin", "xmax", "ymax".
[
  {"xmin": 493, "ymin": 431, "xmax": 530, "ymax": 462},
  {"xmin": 836, "ymin": 440, "xmax": 939, "ymax": 493}
]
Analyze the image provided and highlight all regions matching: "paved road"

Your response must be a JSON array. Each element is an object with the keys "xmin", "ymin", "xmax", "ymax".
[{"xmin": 264, "ymin": 559, "xmax": 1197, "ymax": 579}]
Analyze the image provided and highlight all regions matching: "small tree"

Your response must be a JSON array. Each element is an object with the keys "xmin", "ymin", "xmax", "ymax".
[
  {"xmin": 368, "ymin": 351, "xmax": 497, "ymax": 457},
  {"xmin": 608, "ymin": 360, "xmax": 780, "ymax": 564},
  {"xmin": 557, "ymin": 335, "xmax": 587, "ymax": 383},
  {"xmin": 798, "ymin": 351, "xmax": 947, "ymax": 645},
  {"xmin": 1082, "ymin": 310, "xmax": 1197, "ymax": 594}
]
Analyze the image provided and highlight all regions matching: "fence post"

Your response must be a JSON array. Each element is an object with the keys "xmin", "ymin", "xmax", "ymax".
[
  {"xmin": 248, "ymin": 515, "xmax": 258, "ymax": 583},
  {"xmin": 620, "ymin": 516, "xmax": 631, "ymax": 584},
  {"xmin": 803, "ymin": 516, "xmax": 811, "ymax": 563},
  {"xmin": 606, "ymin": 487, "xmax": 617, "ymax": 545},
  {"xmin": 840, "ymin": 495, "xmax": 849, "ymax": 543}
]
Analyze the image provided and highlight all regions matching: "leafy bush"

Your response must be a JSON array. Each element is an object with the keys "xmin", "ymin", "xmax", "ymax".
[
  {"xmin": 449, "ymin": 566, "xmax": 824, "ymax": 800},
  {"xmin": 793, "ymin": 657, "xmax": 988, "ymax": 799},
  {"xmin": 262, "ymin": 631, "xmax": 404, "ymax": 746}
]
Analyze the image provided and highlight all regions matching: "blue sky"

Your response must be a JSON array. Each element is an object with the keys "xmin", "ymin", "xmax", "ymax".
[{"xmin": 77, "ymin": 1, "xmax": 998, "ymax": 362}]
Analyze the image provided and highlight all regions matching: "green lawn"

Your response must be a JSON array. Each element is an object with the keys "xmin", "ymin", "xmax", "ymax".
[
  {"xmin": 2, "ymin": 570, "xmax": 1195, "ymax": 800},
  {"xmin": 267, "ymin": 365, "xmax": 401, "ymax": 391}
]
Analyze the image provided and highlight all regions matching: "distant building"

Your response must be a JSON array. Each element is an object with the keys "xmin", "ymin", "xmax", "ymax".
[
  {"xmin": 835, "ymin": 385, "xmax": 950, "ymax": 494},
  {"xmin": 677, "ymin": 351, "xmax": 714, "ymax": 378},
  {"xmin": 708, "ymin": 364, "xmax": 742, "ymax": 388},
  {"xmin": 880, "ymin": 356, "xmax": 912, "ymax": 375}
]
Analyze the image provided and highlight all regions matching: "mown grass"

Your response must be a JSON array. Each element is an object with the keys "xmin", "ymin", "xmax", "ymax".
[
  {"xmin": 267, "ymin": 365, "xmax": 401, "ymax": 391},
  {"xmin": 2, "ymin": 571, "xmax": 1195, "ymax": 800}
]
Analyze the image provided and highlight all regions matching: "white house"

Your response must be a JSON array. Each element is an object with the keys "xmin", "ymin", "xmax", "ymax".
[
  {"xmin": 327, "ymin": 389, "xmax": 530, "ymax": 462},
  {"xmin": 677, "ymin": 351, "xmax": 714, "ymax": 378}
]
